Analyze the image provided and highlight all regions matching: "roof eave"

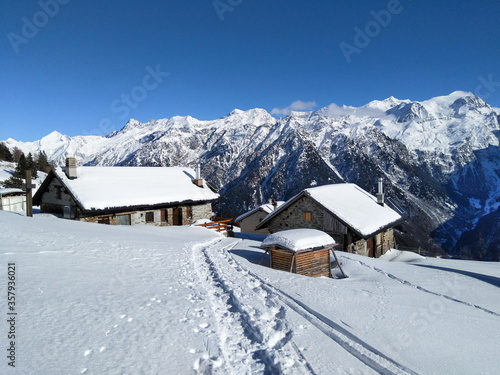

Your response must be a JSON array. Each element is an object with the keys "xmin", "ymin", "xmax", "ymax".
[{"xmin": 79, "ymin": 198, "xmax": 215, "ymax": 215}]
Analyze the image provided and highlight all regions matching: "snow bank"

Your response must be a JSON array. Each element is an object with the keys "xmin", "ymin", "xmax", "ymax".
[
  {"xmin": 379, "ymin": 248, "xmax": 426, "ymax": 262},
  {"xmin": 261, "ymin": 229, "xmax": 335, "ymax": 252}
]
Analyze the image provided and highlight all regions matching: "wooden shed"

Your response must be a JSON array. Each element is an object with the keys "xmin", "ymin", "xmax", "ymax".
[{"xmin": 260, "ymin": 229, "xmax": 341, "ymax": 278}]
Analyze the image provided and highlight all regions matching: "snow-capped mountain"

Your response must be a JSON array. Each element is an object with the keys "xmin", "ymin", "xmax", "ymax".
[{"xmin": 4, "ymin": 91, "xmax": 500, "ymax": 259}]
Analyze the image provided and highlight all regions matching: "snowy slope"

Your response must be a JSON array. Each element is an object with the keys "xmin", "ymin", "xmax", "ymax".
[
  {"xmin": 3, "ymin": 91, "xmax": 500, "ymax": 258},
  {"xmin": 1, "ymin": 212, "xmax": 500, "ymax": 374}
]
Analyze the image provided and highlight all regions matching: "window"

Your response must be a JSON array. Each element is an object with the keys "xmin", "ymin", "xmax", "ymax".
[
  {"xmin": 145, "ymin": 212, "xmax": 154, "ymax": 223},
  {"xmin": 55, "ymin": 185, "xmax": 62, "ymax": 199},
  {"xmin": 303, "ymin": 212, "xmax": 312, "ymax": 221}
]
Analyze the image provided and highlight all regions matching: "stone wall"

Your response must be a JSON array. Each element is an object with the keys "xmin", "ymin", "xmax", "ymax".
[
  {"xmin": 268, "ymin": 196, "xmax": 325, "ymax": 233},
  {"xmin": 39, "ymin": 177, "xmax": 76, "ymax": 215},
  {"xmin": 239, "ymin": 210, "xmax": 271, "ymax": 234},
  {"xmin": 78, "ymin": 202, "xmax": 213, "ymax": 226},
  {"xmin": 191, "ymin": 202, "xmax": 213, "ymax": 223}
]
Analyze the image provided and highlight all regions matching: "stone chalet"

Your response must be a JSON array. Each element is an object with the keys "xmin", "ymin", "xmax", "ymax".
[
  {"xmin": 256, "ymin": 183, "xmax": 404, "ymax": 258},
  {"xmin": 234, "ymin": 200, "xmax": 285, "ymax": 235},
  {"xmin": 33, "ymin": 158, "xmax": 219, "ymax": 226}
]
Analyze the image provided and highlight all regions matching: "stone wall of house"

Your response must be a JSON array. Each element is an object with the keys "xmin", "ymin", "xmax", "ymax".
[
  {"xmin": 379, "ymin": 228, "xmax": 396, "ymax": 256},
  {"xmin": 191, "ymin": 202, "xmax": 213, "ymax": 223},
  {"xmin": 39, "ymin": 178, "xmax": 76, "ymax": 215},
  {"xmin": 349, "ymin": 239, "xmax": 369, "ymax": 257},
  {"xmin": 239, "ymin": 211, "xmax": 270, "ymax": 234},
  {"xmin": 78, "ymin": 202, "xmax": 213, "ymax": 226},
  {"xmin": 346, "ymin": 228, "xmax": 396, "ymax": 258},
  {"xmin": 268, "ymin": 196, "xmax": 325, "ymax": 233}
]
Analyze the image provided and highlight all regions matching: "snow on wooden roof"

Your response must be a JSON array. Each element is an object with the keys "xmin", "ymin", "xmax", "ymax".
[
  {"xmin": 50, "ymin": 166, "xmax": 219, "ymax": 211},
  {"xmin": 257, "ymin": 183, "xmax": 403, "ymax": 238},
  {"xmin": 260, "ymin": 229, "xmax": 336, "ymax": 252},
  {"xmin": 0, "ymin": 188, "xmax": 25, "ymax": 196},
  {"xmin": 234, "ymin": 201, "xmax": 285, "ymax": 223}
]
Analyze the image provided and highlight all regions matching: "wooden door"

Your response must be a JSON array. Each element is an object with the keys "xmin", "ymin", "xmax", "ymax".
[
  {"xmin": 98, "ymin": 216, "xmax": 110, "ymax": 225},
  {"xmin": 367, "ymin": 237, "xmax": 374, "ymax": 257},
  {"xmin": 173, "ymin": 208, "xmax": 183, "ymax": 226}
]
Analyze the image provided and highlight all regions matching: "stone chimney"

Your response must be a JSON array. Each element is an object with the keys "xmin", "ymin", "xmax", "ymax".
[
  {"xmin": 192, "ymin": 164, "xmax": 204, "ymax": 187},
  {"xmin": 65, "ymin": 157, "xmax": 77, "ymax": 179},
  {"xmin": 376, "ymin": 178, "xmax": 384, "ymax": 206}
]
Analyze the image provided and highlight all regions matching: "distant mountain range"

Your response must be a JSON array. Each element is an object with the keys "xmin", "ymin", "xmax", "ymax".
[{"xmin": 4, "ymin": 91, "xmax": 500, "ymax": 260}]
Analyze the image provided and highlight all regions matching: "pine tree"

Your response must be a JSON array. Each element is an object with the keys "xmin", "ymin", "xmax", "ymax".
[
  {"xmin": 35, "ymin": 151, "xmax": 50, "ymax": 173},
  {"xmin": 13, "ymin": 153, "xmax": 27, "ymax": 178},
  {"xmin": 26, "ymin": 152, "xmax": 38, "ymax": 179},
  {"xmin": 0, "ymin": 142, "xmax": 13, "ymax": 161},
  {"xmin": 12, "ymin": 147, "xmax": 23, "ymax": 163},
  {"xmin": 3, "ymin": 176, "xmax": 23, "ymax": 190}
]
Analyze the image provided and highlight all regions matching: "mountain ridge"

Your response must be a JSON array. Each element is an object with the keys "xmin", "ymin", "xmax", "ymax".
[{"xmin": 3, "ymin": 91, "xmax": 500, "ymax": 259}]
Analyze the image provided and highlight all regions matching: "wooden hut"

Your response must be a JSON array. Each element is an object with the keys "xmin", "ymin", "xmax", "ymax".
[{"xmin": 260, "ymin": 229, "xmax": 341, "ymax": 278}]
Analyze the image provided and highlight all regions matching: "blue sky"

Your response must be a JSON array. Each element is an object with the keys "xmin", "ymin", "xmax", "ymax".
[{"xmin": 1, "ymin": 0, "xmax": 500, "ymax": 141}]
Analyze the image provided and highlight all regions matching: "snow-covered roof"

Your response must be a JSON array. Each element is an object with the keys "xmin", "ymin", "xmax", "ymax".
[
  {"xmin": 234, "ymin": 201, "xmax": 285, "ymax": 223},
  {"xmin": 260, "ymin": 229, "xmax": 336, "ymax": 252},
  {"xmin": 257, "ymin": 183, "xmax": 403, "ymax": 238},
  {"xmin": 42, "ymin": 166, "xmax": 218, "ymax": 211},
  {"xmin": 0, "ymin": 188, "xmax": 24, "ymax": 196}
]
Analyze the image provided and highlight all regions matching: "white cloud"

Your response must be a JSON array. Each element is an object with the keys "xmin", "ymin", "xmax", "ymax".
[{"xmin": 271, "ymin": 100, "xmax": 317, "ymax": 116}]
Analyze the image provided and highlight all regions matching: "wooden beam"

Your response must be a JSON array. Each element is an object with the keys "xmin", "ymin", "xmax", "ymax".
[
  {"xmin": 331, "ymin": 249, "xmax": 348, "ymax": 278},
  {"xmin": 25, "ymin": 170, "xmax": 36, "ymax": 217}
]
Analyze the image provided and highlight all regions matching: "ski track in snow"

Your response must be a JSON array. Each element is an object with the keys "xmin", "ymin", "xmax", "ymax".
[
  {"xmin": 347, "ymin": 256, "xmax": 500, "ymax": 318},
  {"xmin": 190, "ymin": 238, "xmax": 306, "ymax": 374},
  {"xmin": 191, "ymin": 238, "xmax": 418, "ymax": 375}
]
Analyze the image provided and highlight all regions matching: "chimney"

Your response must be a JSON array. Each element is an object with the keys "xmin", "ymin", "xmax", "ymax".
[
  {"xmin": 196, "ymin": 164, "xmax": 201, "ymax": 180},
  {"xmin": 65, "ymin": 157, "xmax": 77, "ymax": 179},
  {"xmin": 376, "ymin": 178, "xmax": 384, "ymax": 206},
  {"xmin": 192, "ymin": 164, "xmax": 204, "ymax": 187},
  {"xmin": 272, "ymin": 199, "xmax": 278, "ymax": 211}
]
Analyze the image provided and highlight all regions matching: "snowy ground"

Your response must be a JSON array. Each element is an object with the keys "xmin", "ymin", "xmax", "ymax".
[{"xmin": 1, "ymin": 211, "xmax": 499, "ymax": 374}]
